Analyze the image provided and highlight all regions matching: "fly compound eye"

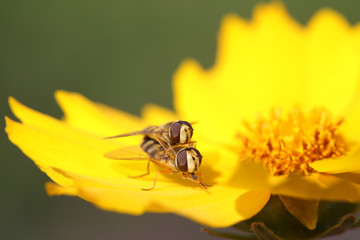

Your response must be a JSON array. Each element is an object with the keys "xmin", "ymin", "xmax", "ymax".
[
  {"xmin": 169, "ymin": 121, "xmax": 182, "ymax": 144},
  {"xmin": 179, "ymin": 121, "xmax": 194, "ymax": 144},
  {"xmin": 184, "ymin": 148, "xmax": 202, "ymax": 173},
  {"xmin": 182, "ymin": 121, "xmax": 193, "ymax": 130},
  {"xmin": 192, "ymin": 148, "xmax": 202, "ymax": 167},
  {"xmin": 175, "ymin": 149, "xmax": 188, "ymax": 172},
  {"xmin": 182, "ymin": 121, "xmax": 193, "ymax": 140}
]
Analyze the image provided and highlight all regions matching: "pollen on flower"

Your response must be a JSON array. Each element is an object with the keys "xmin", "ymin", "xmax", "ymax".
[{"xmin": 237, "ymin": 107, "xmax": 347, "ymax": 176}]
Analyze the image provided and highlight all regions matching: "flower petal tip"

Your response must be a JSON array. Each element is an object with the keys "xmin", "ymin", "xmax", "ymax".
[
  {"xmin": 54, "ymin": 89, "xmax": 69, "ymax": 96},
  {"xmin": 176, "ymin": 59, "xmax": 203, "ymax": 73},
  {"xmin": 253, "ymin": 1, "xmax": 289, "ymax": 20},
  {"xmin": 4, "ymin": 116, "xmax": 21, "ymax": 139},
  {"xmin": 54, "ymin": 89, "xmax": 81, "ymax": 102},
  {"xmin": 54, "ymin": 90, "xmax": 67, "ymax": 102},
  {"xmin": 254, "ymin": 1, "xmax": 287, "ymax": 14},
  {"xmin": 221, "ymin": 14, "xmax": 244, "ymax": 25},
  {"xmin": 309, "ymin": 8, "xmax": 350, "ymax": 31},
  {"xmin": 45, "ymin": 182, "xmax": 76, "ymax": 196},
  {"xmin": 173, "ymin": 59, "xmax": 206, "ymax": 87},
  {"xmin": 141, "ymin": 103, "xmax": 177, "ymax": 124},
  {"xmin": 219, "ymin": 13, "xmax": 249, "ymax": 39},
  {"xmin": 4, "ymin": 115, "xmax": 13, "ymax": 124},
  {"xmin": 8, "ymin": 96, "xmax": 16, "ymax": 105},
  {"xmin": 54, "ymin": 90, "xmax": 83, "ymax": 108},
  {"xmin": 8, "ymin": 96, "xmax": 22, "ymax": 117},
  {"xmin": 7, "ymin": 96, "xmax": 41, "ymax": 124}
]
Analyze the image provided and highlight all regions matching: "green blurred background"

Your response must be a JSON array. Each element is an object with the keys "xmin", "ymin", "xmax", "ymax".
[{"xmin": 2, "ymin": 0, "xmax": 360, "ymax": 239}]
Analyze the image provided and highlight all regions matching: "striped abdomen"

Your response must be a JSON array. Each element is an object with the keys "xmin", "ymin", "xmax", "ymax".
[{"xmin": 141, "ymin": 136, "xmax": 166, "ymax": 159}]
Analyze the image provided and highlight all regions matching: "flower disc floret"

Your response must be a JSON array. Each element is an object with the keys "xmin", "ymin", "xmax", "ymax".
[{"xmin": 238, "ymin": 107, "xmax": 347, "ymax": 176}]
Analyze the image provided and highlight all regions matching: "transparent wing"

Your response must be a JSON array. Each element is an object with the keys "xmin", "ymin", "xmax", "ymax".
[
  {"xmin": 102, "ymin": 129, "xmax": 164, "ymax": 139},
  {"xmin": 104, "ymin": 145, "xmax": 150, "ymax": 160}
]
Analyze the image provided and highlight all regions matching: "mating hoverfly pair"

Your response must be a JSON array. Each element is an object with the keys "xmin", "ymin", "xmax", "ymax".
[{"xmin": 104, "ymin": 121, "xmax": 207, "ymax": 190}]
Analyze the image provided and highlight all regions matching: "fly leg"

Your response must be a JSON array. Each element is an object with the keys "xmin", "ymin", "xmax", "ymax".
[
  {"xmin": 142, "ymin": 169, "xmax": 175, "ymax": 191},
  {"xmin": 128, "ymin": 160, "xmax": 151, "ymax": 178},
  {"xmin": 182, "ymin": 173, "xmax": 209, "ymax": 189},
  {"xmin": 187, "ymin": 140, "xmax": 197, "ymax": 148},
  {"xmin": 154, "ymin": 136, "xmax": 177, "ymax": 156},
  {"xmin": 142, "ymin": 170, "xmax": 158, "ymax": 191},
  {"xmin": 193, "ymin": 172, "xmax": 212, "ymax": 188},
  {"xmin": 141, "ymin": 161, "xmax": 176, "ymax": 191}
]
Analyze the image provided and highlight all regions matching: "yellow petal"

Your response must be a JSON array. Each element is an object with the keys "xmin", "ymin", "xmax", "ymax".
[
  {"xmin": 52, "ymin": 168, "xmax": 270, "ymax": 227},
  {"xmin": 5, "ymin": 116, "xmax": 145, "ymax": 182},
  {"xmin": 141, "ymin": 103, "xmax": 178, "ymax": 125},
  {"xmin": 334, "ymin": 172, "xmax": 360, "ymax": 185},
  {"xmin": 45, "ymin": 182, "xmax": 77, "ymax": 196},
  {"xmin": 55, "ymin": 90, "xmax": 144, "ymax": 138},
  {"xmin": 216, "ymin": 2, "xmax": 306, "ymax": 113},
  {"xmin": 9, "ymin": 96, "xmax": 76, "ymax": 138},
  {"xmin": 342, "ymin": 93, "xmax": 360, "ymax": 143},
  {"xmin": 173, "ymin": 60, "xmax": 237, "ymax": 145},
  {"xmin": 197, "ymin": 141, "xmax": 239, "ymax": 184},
  {"xmin": 39, "ymin": 166, "xmax": 74, "ymax": 187},
  {"xmin": 310, "ymin": 145, "xmax": 360, "ymax": 173},
  {"xmin": 230, "ymin": 159, "xmax": 360, "ymax": 202},
  {"xmin": 304, "ymin": 9, "xmax": 360, "ymax": 115}
]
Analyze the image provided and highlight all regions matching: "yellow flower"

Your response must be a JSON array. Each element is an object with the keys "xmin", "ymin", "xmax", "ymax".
[
  {"xmin": 5, "ymin": 2, "xmax": 360, "ymax": 231},
  {"xmin": 174, "ymin": 2, "xmax": 360, "ymax": 229}
]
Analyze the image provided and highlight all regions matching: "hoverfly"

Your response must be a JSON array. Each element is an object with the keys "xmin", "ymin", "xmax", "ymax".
[
  {"xmin": 104, "ymin": 136, "xmax": 207, "ymax": 190},
  {"xmin": 103, "ymin": 121, "xmax": 195, "ymax": 153}
]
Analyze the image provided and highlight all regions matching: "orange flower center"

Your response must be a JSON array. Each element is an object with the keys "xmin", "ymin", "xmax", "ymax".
[{"xmin": 237, "ymin": 107, "xmax": 347, "ymax": 176}]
